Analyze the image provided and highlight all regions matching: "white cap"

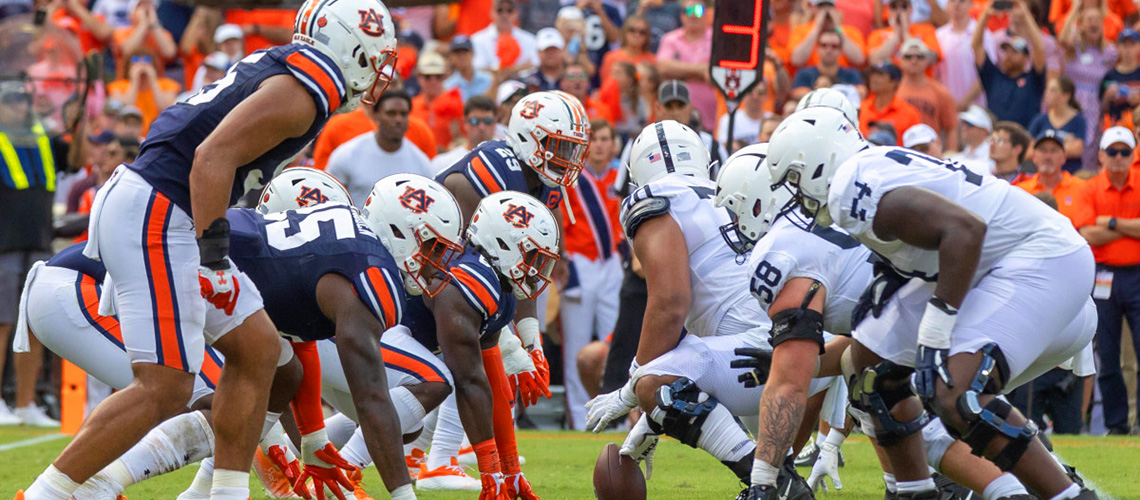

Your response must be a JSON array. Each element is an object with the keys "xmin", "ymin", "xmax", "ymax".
[
  {"xmin": 899, "ymin": 37, "xmax": 931, "ymax": 58},
  {"xmin": 536, "ymin": 27, "xmax": 565, "ymax": 51},
  {"xmin": 1100, "ymin": 126, "xmax": 1137, "ymax": 149},
  {"xmin": 902, "ymin": 123, "xmax": 938, "ymax": 148},
  {"xmin": 202, "ymin": 51, "xmax": 230, "ymax": 71},
  {"xmin": 214, "ymin": 24, "xmax": 243, "ymax": 44},
  {"xmin": 958, "ymin": 105, "xmax": 992, "ymax": 131},
  {"xmin": 496, "ymin": 80, "xmax": 527, "ymax": 105},
  {"xmin": 556, "ymin": 5, "xmax": 584, "ymax": 20}
]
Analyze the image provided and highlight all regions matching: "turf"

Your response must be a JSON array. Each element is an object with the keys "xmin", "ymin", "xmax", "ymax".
[{"xmin": 1, "ymin": 427, "xmax": 1137, "ymax": 499}]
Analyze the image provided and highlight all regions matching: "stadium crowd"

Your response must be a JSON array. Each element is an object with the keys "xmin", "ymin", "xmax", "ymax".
[{"xmin": 0, "ymin": 0, "xmax": 1138, "ymax": 438}]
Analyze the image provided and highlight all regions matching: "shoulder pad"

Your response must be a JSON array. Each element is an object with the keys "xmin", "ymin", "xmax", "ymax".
[{"xmin": 621, "ymin": 196, "xmax": 670, "ymax": 239}]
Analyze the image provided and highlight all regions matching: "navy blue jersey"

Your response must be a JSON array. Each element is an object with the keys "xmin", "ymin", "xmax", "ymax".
[
  {"xmin": 131, "ymin": 44, "xmax": 347, "ymax": 216},
  {"xmin": 227, "ymin": 205, "xmax": 404, "ymax": 341},
  {"xmin": 435, "ymin": 140, "xmax": 563, "ymax": 209},
  {"xmin": 47, "ymin": 243, "xmax": 107, "ymax": 282},
  {"xmin": 401, "ymin": 247, "xmax": 517, "ymax": 353}
]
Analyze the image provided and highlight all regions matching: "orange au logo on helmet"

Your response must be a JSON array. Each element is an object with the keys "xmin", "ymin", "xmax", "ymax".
[
  {"xmin": 296, "ymin": 186, "xmax": 329, "ymax": 207},
  {"xmin": 519, "ymin": 100, "xmax": 545, "ymax": 119},
  {"xmin": 398, "ymin": 186, "xmax": 435, "ymax": 214},
  {"xmin": 358, "ymin": 9, "xmax": 386, "ymax": 37},
  {"xmin": 503, "ymin": 204, "xmax": 534, "ymax": 228},
  {"xmin": 317, "ymin": 16, "xmax": 328, "ymax": 28}
]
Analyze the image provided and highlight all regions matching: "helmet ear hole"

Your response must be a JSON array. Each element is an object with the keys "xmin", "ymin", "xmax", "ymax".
[
  {"xmin": 389, "ymin": 224, "xmax": 406, "ymax": 239},
  {"xmin": 358, "ymin": 52, "xmax": 368, "ymax": 68},
  {"xmin": 497, "ymin": 238, "xmax": 511, "ymax": 251}
]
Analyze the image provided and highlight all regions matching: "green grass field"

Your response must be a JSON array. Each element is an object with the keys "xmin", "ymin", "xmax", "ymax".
[{"xmin": 2, "ymin": 427, "xmax": 1138, "ymax": 499}]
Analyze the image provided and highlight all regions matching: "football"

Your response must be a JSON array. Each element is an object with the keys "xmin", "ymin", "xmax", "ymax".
[{"xmin": 593, "ymin": 442, "xmax": 647, "ymax": 500}]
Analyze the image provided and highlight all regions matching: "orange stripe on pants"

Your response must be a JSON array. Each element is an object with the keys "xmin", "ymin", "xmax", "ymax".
[
  {"xmin": 79, "ymin": 276, "xmax": 123, "ymax": 343},
  {"xmin": 145, "ymin": 195, "xmax": 186, "ymax": 371}
]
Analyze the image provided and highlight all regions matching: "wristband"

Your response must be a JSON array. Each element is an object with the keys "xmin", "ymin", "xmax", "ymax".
[
  {"xmin": 473, "ymin": 438, "xmax": 501, "ymax": 473},
  {"xmin": 916, "ymin": 297, "xmax": 957, "ymax": 349},
  {"xmin": 516, "ymin": 317, "xmax": 541, "ymax": 350},
  {"xmin": 198, "ymin": 218, "xmax": 230, "ymax": 270},
  {"xmin": 1109, "ymin": 217, "xmax": 1118, "ymax": 230}
]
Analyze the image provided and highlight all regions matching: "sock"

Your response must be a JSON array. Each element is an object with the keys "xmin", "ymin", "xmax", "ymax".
[
  {"xmin": 425, "ymin": 394, "xmax": 465, "ymax": 470},
  {"xmin": 390, "ymin": 484, "xmax": 416, "ymax": 500},
  {"xmin": 104, "ymin": 410, "xmax": 214, "ymax": 488},
  {"xmin": 25, "ymin": 465, "xmax": 81, "ymax": 500},
  {"xmin": 260, "ymin": 421, "xmax": 298, "ymax": 464},
  {"xmin": 983, "ymin": 473, "xmax": 1029, "ymax": 500},
  {"xmin": 897, "ymin": 478, "xmax": 937, "ymax": 494},
  {"xmin": 341, "ymin": 427, "xmax": 373, "ymax": 469},
  {"xmin": 1048, "ymin": 484, "xmax": 1081, "ymax": 500},
  {"xmin": 325, "ymin": 412, "xmax": 357, "ymax": 448},
  {"xmin": 884, "ymin": 473, "xmax": 898, "ymax": 493},
  {"xmin": 210, "ymin": 468, "xmax": 249, "ymax": 500},
  {"xmin": 259, "ymin": 412, "xmax": 282, "ymax": 442},
  {"xmin": 823, "ymin": 428, "xmax": 846, "ymax": 448},
  {"xmin": 922, "ymin": 418, "xmax": 954, "ymax": 470},
  {"xmin": 183, "ymin": 457, "xmax": 214, "ymax": 497},
  {"xmin": 750, "ymin": 459, "xmax": 780, "ymax": 487},
  {"xmin": 391, "ymin": 386, "xmax": 428, "ymax": 435},
  {"xmin": 482, "ymin": 346, "xmax": 522, "ymax": 474}
]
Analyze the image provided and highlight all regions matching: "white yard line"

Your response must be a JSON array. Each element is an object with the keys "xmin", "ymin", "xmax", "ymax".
[{"xmin": 0, "ymin": 433, "xmax": 66, "ymax": 452}]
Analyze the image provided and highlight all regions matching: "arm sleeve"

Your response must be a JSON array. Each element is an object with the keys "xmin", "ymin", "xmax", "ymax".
[{"xmin": 289, "ymin": 341, "xmax": 325, "ymax": 434}]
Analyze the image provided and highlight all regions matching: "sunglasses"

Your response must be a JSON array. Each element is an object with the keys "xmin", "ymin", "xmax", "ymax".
[
  {"xmin": 628, "ymin": 28, "xmax": 649, "ymax": 35},
  {"xmin": 819, "ymin": 43, "xmax": 840, "ymax": 49},
  {"xmin": 889, "ymin": 2, "xmax": 909, "ymax": 8},
  {"xmin": 902, "ymin": 53, "xmax": 925, "ymax": 60},
  {"xmin": 130, "ymin": 55, "xmax": 152, "ymax": 65},
  {"xmin": 497, "ymin": 7, "xmax": 514, "ymax": 13},
  {"xmin": 565, "ymin": 73, "xmax": 589, "ymax": 80},
  {"xmin": 684, "ymin": 4, "xmax": 705, "ymax": 17},
  {"xmin": 420, "ymin": 73, "xmax": 445, "ymax": 80},
  {"xmin": 467, "ymin": 116, "xmax": 495, "ymax": 126},
  {"xmin": 1105, "ymin": 147, "xmax": 1133, "ymax": 157}
]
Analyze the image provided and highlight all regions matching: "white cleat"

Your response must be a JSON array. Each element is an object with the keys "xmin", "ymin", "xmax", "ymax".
[
  {"xmin": 175, "ymin": 491, "xmax": 210, "ymax": 500},
  {"xmin": 0, "ymin": 404, "xmax": 20, "ymax": 425},
  {"xmin": 15, "ymin": 404, "xmax": 59, "ymax": 427},
  {"xmin": 416, "ymin": 458, "xmax": 481, "ymax": 491}
]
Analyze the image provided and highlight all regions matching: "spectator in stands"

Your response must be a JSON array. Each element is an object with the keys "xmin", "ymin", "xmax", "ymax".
[
  {"xmin": 412, "ymin": 52, "xmax": 464, "ymax": 151},
  {"xmin": 767, "ymin": 0, "xmax": 794, "ymax": 57},
  {"xmin": 787, "ymin": 0, "xmax": 867, "ymax": 71},
  {"xmin": 627, "ymin": 0, "xmax": 682, "ymax": 53},
  {"xmin": 1059, "ymin": 5, "xmax": 1116, "ymax": 170},
  {"xmin": 51, "ymin": 0, "xmax": 114, "ymax": 55},
  {"xmin": 472, "ymin": 0, "xmax": 539, "ymax": 75},
  {"xmin": 557, "ymin": 3, "xmax": 620, "ymax": 86},
  {"xmin": 431, "ymin": 95, "xmax": 498, "ymax": 174},
  {"xmin": 599, "ymin": 15, "xmax": 655, "ymax": 84},
  {"xmin": 1050, "ymin": 0, "xmax": 1131, "ymax": 42},
  {"xmin": 1016, "ymin": 129, "xmax": 1087, "ymax": 222},
  {"xmin": 92, "ymin": 0, "xmax": 134, "ymax": 28},
  {"xmin": 443, "ymin": 35, "xmax": 493, "ymax": 100},
  {"xmin": 897, "ymin": 37, "xmax": 958, "ymax": 151},
  {"xmin": 989, "ymin": 120, "xmax": 1034, "ymax": 183},
  {"xmin": 312, "ymin": 78, "xmax": 438, "ymax": 169},
  {"xmin": 868, "ymin": 0, "xmax": 942, "ymax": 66},
  {"xmin": 434, "ymin": 0, "xmax": 495, "ymax": 40},
  {"xmin": 596, "ymin": 61, "xmax": 642, "ymax": 136},
  {"xmin": 106, "ymin": 53, "xmax": 179, "ymax": 137},
  {"xmin": 635, "ymin": 61, "xmax": 660, "ymax": 125},
  {"xmin": 655, "ymin": 80, "xmax": 726, "ymax": 166},
  {"xmin": 561, "ymin": 118, "xmax": 623, "ymax": 431},
  {"xmin": 178, "ymin": 52, "xmax": 229, "ymax": 101},
  {"xmin": 972, "ymin": 2, "xmax": 1046, "ymax": 128},
  {"xmin": 657, "ymin": 0, "xmax": 716, "ymax": 131},
  {"xmin": 494, "ymin": 80, "xmax": 527, "ymax": 140},
  {"xmin": 758, "ymin": 116, "xmax": 782, "ymax": 142},
  {"xmin": 224, "ymin": 8, "xmax": 297, "ymax": 53},
  {"xmin": 562, "ymin": 63, "xmax": 612, "ymax": 122},
  {"xmin": 113, "ymin": 0, "xmax": 177, "ymax": 70},
  {"xmin": 327, "ymin": 90, "xmax": 433, "ymax": 205},
  {"xmin": 903, "ymin": 123, "xmax": 944, "ymax": 156},
  {"xmin": 76, "ymin": 134, "xmax": 137, "ymax": 239},
  {"xmin": 113, "ymin": 105, "xmax": 144, "ymax": 139},
  {"xmin": 66, "ymin": 130, "xmax": 112, "ymax": 214},
  {"xmin": 952, "ymin": 104, "xmax": 995, "ymax": 175},
  {"xmin": 1028, "ymin": 76, "xmax": 1088, "ymax": 173},
  {"xmin": 521, "ymin": 28, "xmax": 568, "ymax": 91},
  {"xmin": 1073, "ymin": 126, "xmax": 1140, "ymax": 435},
  {"xmin": 1100, "ymin": 28, "xmax": 1140, "ymax": 129},
  {"xmin": 716, "ymin": 84, "xmax": 767, "ymax": 149},
  {"xmin": 553, "ymin": 7, "xmax": 597, "ymax": 79},
  {"xmin": 517, "ymin": 0, "xmax": 559, "ymax": 35},
  {"xmin": 906, "ymin": 0, "xmax": 949, "ymax": 26},
  {"xmin": 859, "ymin": 62, "xmax": 922, "ymax": 144},
  {"xmin": 790, "ymin": 30, "xmax": 866, "ymax": 99},
  {"xmin": 935, "ymin": 0, "xmax": 982, "ymax": 109},
  {"xmin": 177, "ymin": 7, "xmax": 221, "ymax": 92}
]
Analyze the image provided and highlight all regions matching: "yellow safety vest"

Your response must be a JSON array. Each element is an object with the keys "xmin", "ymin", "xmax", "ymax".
[{"xmin": 0, "ymin": 123, "xmax": 55, "ymax": 192}]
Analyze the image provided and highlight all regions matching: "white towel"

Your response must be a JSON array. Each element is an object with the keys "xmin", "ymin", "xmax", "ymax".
[{"xmin": 13, "ymin": 261, "xmax": 45, "ymax": 353}]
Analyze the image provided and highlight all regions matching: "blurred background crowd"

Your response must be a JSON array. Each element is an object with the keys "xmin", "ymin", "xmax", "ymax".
[{"xmin": 0, "ymin": 0, "xmax": 1138, "ymax": 438}]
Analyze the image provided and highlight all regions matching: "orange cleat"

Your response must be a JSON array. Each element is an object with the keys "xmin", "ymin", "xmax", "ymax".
[
  {"xmin": 405, "ymin": 448, "xmax": 426, "ymax": 482},
  {"xmin": 13, "ymin": 490, "xmax": 24, "ymax": 500},
  {"xmin": 417, "ymin": 458, "xmax": 481, "ymax": 491},
  {"xmin": 253, "ymin": 446, "xmax": 301, "ymax": 498},
  {"xmin": 345, "ymin": 469, "xmax": 376, "ymax": 500}
]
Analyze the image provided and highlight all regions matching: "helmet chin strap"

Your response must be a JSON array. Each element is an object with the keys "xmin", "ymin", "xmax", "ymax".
[
  {"xmin": 814, "ymin": 205, "xmax": 834, "ymax": 227},
  {"xmin": 561, "ymin": 185, "xmax": 576, "ymax": 224}
]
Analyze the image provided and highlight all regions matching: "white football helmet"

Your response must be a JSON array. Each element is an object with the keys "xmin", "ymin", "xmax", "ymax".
[
  {"xmin": 361, "ymin": 174, "xmax": 464, "ymax": 297},
  {"xmin": 627, "ymin": 120, "xmax": 711, "ymax": 187},
  {"xmin": 257, "ymin": 167, "xmax": 353, "ymax": 214},
  {"xmin": 506, "ymin": 91, "xmax": 591, "ymax": 188},
  {"xmin": 795, "ymin": 88, "xmax": 860, "ymax": 128},
  {"xmin": 714, "ymin": 143, "xmax": 783, "ymax": 253},
  {"xmin": 767, "ymin": 107, "xmax": 868, "ymax": 219},
  {"xmin": 293, "ymin": 0, "xmax": 397, "ymax": 113},
  {"xmin": 466, "ymin": 192, "xmax": 561, "ymax": 300}
]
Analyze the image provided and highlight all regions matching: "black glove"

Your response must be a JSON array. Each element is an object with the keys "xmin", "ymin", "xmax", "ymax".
[{"xmin": 731, "ymin": 348, "xmax": 773, "ymax": 388}]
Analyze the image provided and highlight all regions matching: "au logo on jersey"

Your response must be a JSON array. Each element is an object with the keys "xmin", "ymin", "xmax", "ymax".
[
  {"xmin": 296, "ymin": 186, "xmax": 329, "ymax": 207},
  {"xmin": 503, "ymin": 204, "xmax": 534, "ymax": 228},
  {"xmin": 518, "ymin": 101, "xmax": 544, "ymax": 119},
  {"xmin": 399, "ymin": 186, "xmax": 435, "ymax": 214},
  {"xmin": 358, "ymin": 9, "xmax": 386, "ymax": 37}
]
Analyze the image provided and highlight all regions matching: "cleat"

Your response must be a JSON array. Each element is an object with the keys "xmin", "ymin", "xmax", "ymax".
[
  {"xmin": 736, "ymin": 485, "xmax": 778, "ymax": 500},
  {"xmin": 416, "ymin": 458, "xmax": 481, "ymax": 491},
  {"xmin": 252, "ymin": 446, "xmax": 301, "ymax": 498},
  {"xmin": 0, "ymin": 404, "xmax": 20, "ymax": 425},
  {"xmin": 15, "ymin": 404, "xmax": 59, "ymax": 427},
  {"xmin": 1072, "ymin": 489, "xmax": 1099, "ymax": 500},
  {"xmin": 405, "ymin": 448, "xmax": 426, "ymax": 482},
  {"xmin": 932, "ymin": 472, "xmax": 975, "ymax": 500},
  {"xmin": 346, "ymin": 469, "xmax": 376, "ymax": 500},
  {"xmin": 795, "ymin": 438, "xmax": 818, "ymax": 467},
  {"xmin": 778, "ymin": 457, "xmax": 815, "ymax": 500},
  {"xmin": 14, "ymin": 490, "xmax": 24, "ymax": 500},
  {"xmin": 897, "ymin": 491, "xmax": 941, "ymax": 500}
]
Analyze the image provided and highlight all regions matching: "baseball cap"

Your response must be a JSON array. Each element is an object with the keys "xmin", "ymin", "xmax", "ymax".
[
  {"xmin": 899, "ymin": 37, "xmax": 930, "ymax": 57},
  {"xmin": 203, "ymin": 52, "xmax": 230, "ymax": 72},
  {"xmin": 416, "ymin": 52, "xmax": 447, "ymax": 75},
  {"xmin": 88, "ymin": 130, "xmax": 115, "ymax": 145},
  {"xmin": 213, "ymin": 24, "xmax": 243, "ymax": 45},
  {"xmin": 658, "ymin": 80, "xmax": 690, "ymax": 105},
  {"xmin": 1119, "ymin": 28, "xmax": 1140, "ymax": 43},
  {"xmin": 810, "ymin": 0, "xmax": 836, "ymax": 6},
  {"xmin": 958, "ymin": 105, "xmax": 993, "ymax": 131},
  {"xmin": 902, "ymin": 124, "xmax": 938, "ymax": 148},
  {"xmin": 1033, "ymin": 129, "xmax": 1065, "ymax": 149},
  {"xmin": 867, "ymin": 129, "xmax": 897, "ymax": 146},
  {"xmin": 557, "ymin": 5, "xmax": 584, "ymax": 20},
  {"xmin": 450, "ymin": 35, "xmax": 473, "ymax": 52},
  {"xmin": 496, "ymin": 80, "xmax": 527, "ymax": 106},
  {"xmin": 118, "ymin": 105, "xmax": 143, "ymax": 120},
  {"xmin": 1000, "ymin": 37, "xmax": 1030, "ymax": 54},
  {"xmin": 537, "ymin": 28, "xmax": 565, "ymax": 51},
  {"xmin": 868, "ymin": 61, "xmax": 901, "ymax": 80},
  {"xmin": 1100, "ymin": 126, "xmax": 1136, "ymax": 149}
]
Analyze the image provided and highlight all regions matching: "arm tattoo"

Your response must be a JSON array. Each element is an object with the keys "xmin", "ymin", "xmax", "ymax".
[{"xmin": 755, "ymin": 391, "xmax": 806, "ymax": 466}]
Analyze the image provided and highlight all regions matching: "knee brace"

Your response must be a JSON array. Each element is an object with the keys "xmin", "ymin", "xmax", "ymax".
[
  {"xmin": 849, "ymin": 361, "xmax": 928, "ymax": 447},
  {"xmin": 653, "ymin": 377, "xmax": 718, "ymax": 448},
  {"xmin": 954, "ymin": 344, "xmax": 1035, "ymax": 472}
]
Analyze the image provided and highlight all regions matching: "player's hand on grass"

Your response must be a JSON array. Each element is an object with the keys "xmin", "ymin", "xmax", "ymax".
[
  {"xmin": 585, "ymin": 381, "xmax": 638, "ymax": 433},
  {"xmin": 620, "ymin": 414, "xmax": 659, "ymax": 480},
  {"xmin": 807, "ymin": 441, "xmax": 843, "ymax": 492},
  {"xmin": 294, "ymin": 434, "xmax": 358, "ymax": 500},
  {"xmin": 504, "ymin": 472, "xmax": 541, "ymax": 500},
  {"xmin": 266, "ymin": 443, "xmax": 302, "ymax": 484}
]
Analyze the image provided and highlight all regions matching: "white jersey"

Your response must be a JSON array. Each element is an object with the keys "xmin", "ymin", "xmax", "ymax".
[
  {"xmin": 828, "ymin": 146, "xmax": 1087, "ymax": 283},
  {"xmin": 620, "ymin": 174, "xmax": 769, "ymax": 340},
  {"xmin": 748, "ymin": 217, "xmax": 875, "ymax": 334}
]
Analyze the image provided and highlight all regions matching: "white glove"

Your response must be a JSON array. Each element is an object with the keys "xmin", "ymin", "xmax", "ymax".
[
  {"xmin": 498, "ymin": 327, "xmax": 536, "ymax": 376},
  {"xmin": 584, "ymin": 380, "xmax": 638, "ymax": 433},
  {"xmin": 807, "ymin": 436, "xmax": 843, "ymax": 492},
  {"xmin": 620, "ymin": 414, "xmax": 659, "ymax": 480}
]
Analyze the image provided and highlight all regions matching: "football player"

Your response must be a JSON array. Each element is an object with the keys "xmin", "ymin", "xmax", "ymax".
[
  {"xmin": 18, "ymin": 0, "xmax": 400, "ymax": 498},
  {"xmin": 766, "ymin": 106, "xmax": 1099, "ymax": 500}
]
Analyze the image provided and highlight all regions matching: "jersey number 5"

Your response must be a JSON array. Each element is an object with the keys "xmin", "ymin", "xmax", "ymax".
[{"xmin": 265, "ymin": 206, "xmax": 356, "ymax": 251}]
